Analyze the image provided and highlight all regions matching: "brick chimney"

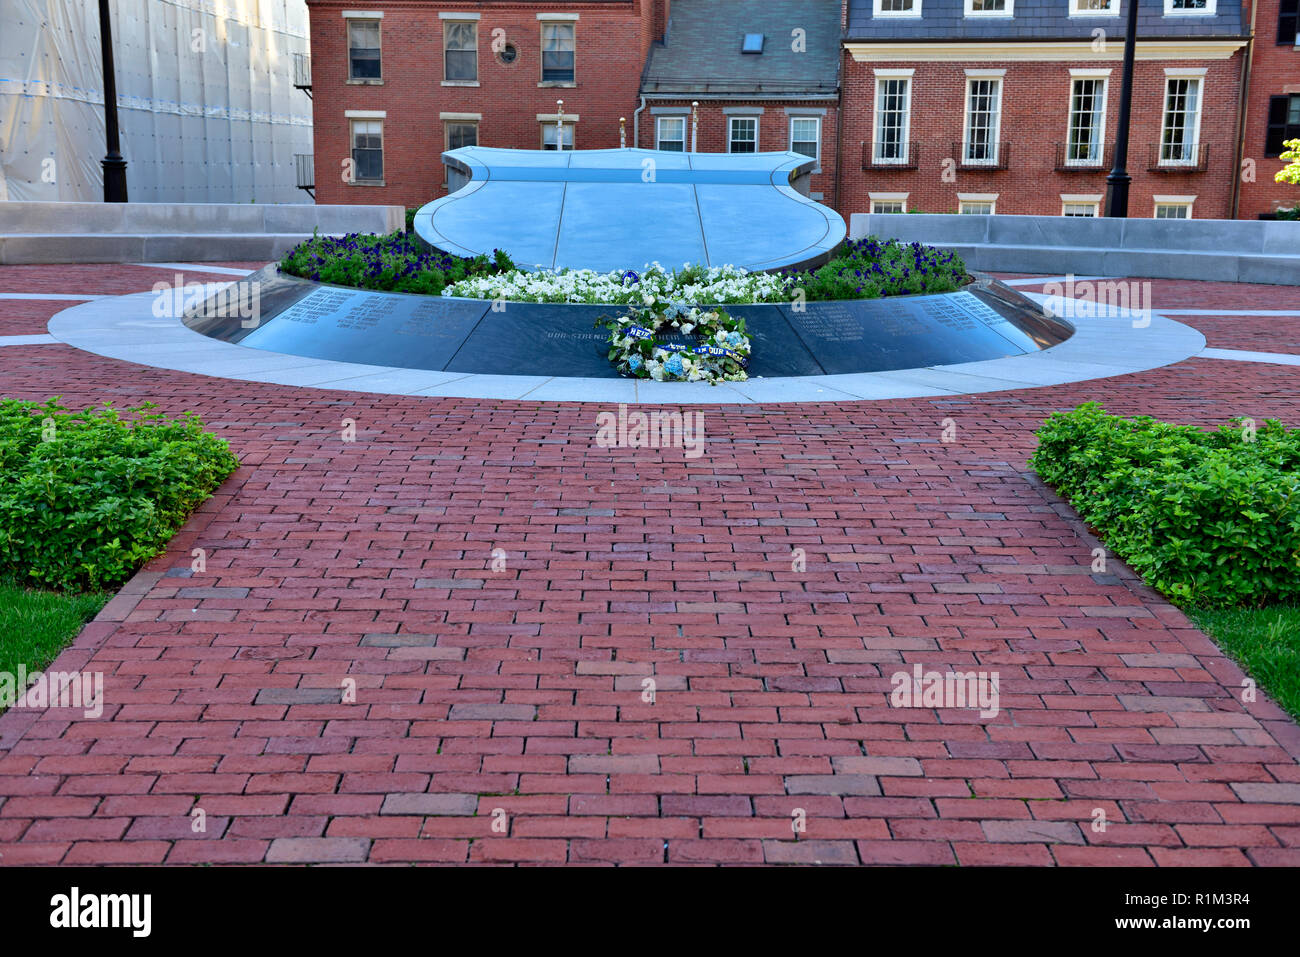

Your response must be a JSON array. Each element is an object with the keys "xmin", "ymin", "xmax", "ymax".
[{"xmin": 654, "ymin": 0, "xmax": 671, "ymax": 42}]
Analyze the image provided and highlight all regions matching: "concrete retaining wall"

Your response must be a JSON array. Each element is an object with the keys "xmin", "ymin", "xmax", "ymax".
[
  {"xmin": 0, "ymin": 202, "xmax": 407, "ymax": 264},
  {"xmin": 849, "ymin": 214, "xmax": 1300, "ymax": 286}
]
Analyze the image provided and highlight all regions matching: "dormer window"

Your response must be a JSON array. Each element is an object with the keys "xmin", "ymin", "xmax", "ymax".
[
  {"xmin": 875, "ymin": 0, "xmax": 922, "ymax": 16},
  {"xmin": 1164, "ymin": 0, "xmax": 1216, "ymax": 14},
  {"xmin": 965, "ymin": 0, "xmax": 1014, "ymax": 15},
  {"xmin": 742, "ymin": 33, "xmax": 765, "ymax": 54},
  {"xmin": 1070, "ymin": 0, "xmax": 1119, "ymax": 15}
]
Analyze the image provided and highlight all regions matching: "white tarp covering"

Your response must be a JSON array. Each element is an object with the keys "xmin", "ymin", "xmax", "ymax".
[{"xmin": 0, "ymin": 0, "xmax": 313, "ymax": 203}]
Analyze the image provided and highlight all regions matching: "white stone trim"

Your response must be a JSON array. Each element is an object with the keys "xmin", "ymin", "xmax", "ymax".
[
  {"xmin": 45, "ymin": 290, "xmax": 1206, "ymax": 405},
  {"xmin": 342, "ymin": 10, "xmax": 383, "ymax": 18},
  {"xmin": 345, "ymin": 110, "xmax": 386, "ymax": 118},
  {"xmin": 873, "ymin": 67, "xmax": 916, "ymax": 77},
  {"xmin": 537, "ymin": 12, "xmax": 580, "ymax": 19},
  {"xmin": 1069, "ymin": 67, "xmax": 1113, "ymax": 77},
  {"xmin": 440, "ymin": 112, "xmax": 482, "ymax": 121},
  {"xmin": 439, "ymin": 11, "xmax": 480, "ymax": 19}
]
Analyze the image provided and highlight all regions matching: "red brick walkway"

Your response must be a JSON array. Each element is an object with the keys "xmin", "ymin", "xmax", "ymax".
[{"xmin": 1, "ymin": 265, "xmax": 1298, "ymax": 866}]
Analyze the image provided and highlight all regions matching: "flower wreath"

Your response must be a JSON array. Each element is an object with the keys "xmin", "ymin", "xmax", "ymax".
[{"xmin": 596, "ymin": 302, "xmax": 752, "ymax": 384}]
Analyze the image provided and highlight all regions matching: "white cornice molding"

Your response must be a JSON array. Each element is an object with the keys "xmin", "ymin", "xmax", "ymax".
[{"xmin": 845, "ymin": 39, "xmax": 1247, "ymax": 61}]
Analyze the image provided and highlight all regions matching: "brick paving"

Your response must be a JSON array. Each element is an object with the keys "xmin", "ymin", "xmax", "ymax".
[{"xmin": 1, "ymin": 265, "xmax": 1299, "ymax": 866}]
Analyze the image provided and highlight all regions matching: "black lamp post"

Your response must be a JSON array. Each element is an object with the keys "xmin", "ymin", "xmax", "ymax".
[
  {"xmin": 98, "ymin": 0, "xmax": 128, "ymax": 202},
  {"xmin": 1104, "ymin": 0, "xmax": 1139, "ymax": 217}
]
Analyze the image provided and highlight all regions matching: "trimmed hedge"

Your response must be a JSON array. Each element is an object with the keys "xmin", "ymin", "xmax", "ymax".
[
  {"xmin": 1030, "ymin": 403, "xmax": 1300, "ymax": 608},
  {"xmin": 0, "ymin": 399, "xmax": 239, "ymax": 591}
]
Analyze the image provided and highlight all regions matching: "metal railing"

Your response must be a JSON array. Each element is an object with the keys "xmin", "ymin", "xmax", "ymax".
[
  {"xmin": 862, "ymin": 141, "xmax": 919, "ymax": 170},
  {"xmin": 952, "ymin": 141, "xmax": 1010, "ymax": 170},
  {"xmin": 1148, "ymin": 143, "xmax": 1209, "ymax": 172},
  {"xmin": 1053, "ymin": 142, "xmax": 1112, "ymax": 171}
]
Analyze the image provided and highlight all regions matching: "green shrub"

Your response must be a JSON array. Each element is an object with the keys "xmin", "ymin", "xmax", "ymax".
[
  {"xmin": 1029, "ymin": 403, "xmax": 1300, "ymax": 608},
  {"xmin": 0, "ymin": 399, "xmax": 239, "ymax": 591},
  {"xmin": 279, "ymin": 231, "xmax": 514, "ymax": 296},
  {"xmin": 405, "ymin": 207, "xmax": 418, "ymax": 233}
]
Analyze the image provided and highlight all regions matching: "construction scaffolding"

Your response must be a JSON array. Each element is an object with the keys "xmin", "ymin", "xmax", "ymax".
[{"xmin": 0, "ymin": 0, "xmax": 313, "ymax": 203}]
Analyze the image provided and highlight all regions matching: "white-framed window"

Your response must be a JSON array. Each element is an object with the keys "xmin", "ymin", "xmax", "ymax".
[
  {"xmin": 541, "ymin": 21, "xmax": 576, "ymax": 84},
  {"xmin": 1160, "ymin": 74, "xmax": 1203, "ymax": 164},
  {"xmin": 958, "ymin": 193, "xmax": 998, "ymax": 214},
  {"xmin": 965, "ymin": 0, "xmax": 1013, "ymax": 16},
  {"xmin": 728, "ymin": 116, "xmax": 759, "ymax": 153},
  {"xmin": 350, "ymin": 118, "xmax": 384, "ymax": 182},
  {"xmin": 1164, "ymin": 0, "xmax": 1215, "ymax": 15},
  {"xmin": 1153, "ymin": 195, "xmax": 1195, "ymax": 218},
  {"xmin": 790, "ymin": 116, "xmax": 821, "ymax": 165},
  {"xmin": 444, "ymin": 118, "xmax": 478, "ymax": 191},
  {"xmin": 869, "ymin": 192, "xmax": 908, "ymax": 213},
  {"xmin": 963, "ymin": 75, "xmax": 1003, "ymax": 164},
  {"xmin": 1070, "ymin": 0, "xmax": 1119, "ymax": 13},
  {"xmin": 874, "ymin": 0, "xmax": 922, "ymax": 16},
  {"xmin": 1061, "ymin": 194, "xmax": 1101, "ymax": 216},
  {"xmin": 874, "ymin": 73, "xmax": 912, "ymax": 164},
  {"xmin": 656, "ymin": 116, "xmax": 686, "ymax": 152},
  {"xmin": 541, "ymin": 121, "xmax": 575, "ymax": 150},
  {"xmin": 347, "ymin": 19, "xmax": 382, "ymax": 81},
  {"xmin": 1066, "ymin": 74, "xmax": 1108, "ymax": 165},
  {"xmin": 443, "ymin": 20, "xmax": 478, "ymax": 83}
]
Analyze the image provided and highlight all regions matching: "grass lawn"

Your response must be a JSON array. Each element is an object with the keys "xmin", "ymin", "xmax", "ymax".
[
  {"xmin": 1189, "ymin": 606, "xmax": 1300, "ymax": 720},
  {"xmin": 0, "ymin": 577, "xmax": 109, "ymax": 685}
]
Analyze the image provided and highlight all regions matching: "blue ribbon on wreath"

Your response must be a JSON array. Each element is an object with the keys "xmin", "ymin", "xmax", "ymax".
[
  {"xmin": 692, "ymin": 344, "xmax": 748, "ymax": 367},
  {"xmin": 621, "ymin": 270, "xmax": 640, "ymax": 285},
  {"xmin": 625, "ymin": 325, "xmax": 654, "ymax": 339}
]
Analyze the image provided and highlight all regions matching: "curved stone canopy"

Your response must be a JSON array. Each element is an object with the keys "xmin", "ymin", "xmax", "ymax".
[{"xmin": 413, "ymin": 147, "xmax": 847, "ymax": 273}]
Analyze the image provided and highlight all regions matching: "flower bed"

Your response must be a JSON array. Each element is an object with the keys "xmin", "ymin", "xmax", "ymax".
[
  {"xmin": 279, "ymin": 232, "xmax": 967, "ymax": 305},
  {"xmin": 279, "ymin": 231, "xmax": 514, "ymax": 297},
  {"xmin": 443, "ymin": 238, "xmax": 965, "ymax": 304}
]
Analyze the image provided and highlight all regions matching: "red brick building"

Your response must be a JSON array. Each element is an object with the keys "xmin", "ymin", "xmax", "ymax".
[
  {"xmin": 1238, "ymin": 0, "xmax": 1300, "ymax": 217},
  {"xmin": 636, "ymin": 0, "xmax": 843, "ymax": 205},
  {"xmin": 303, "ymin": 0, "xmax": 1294, "ymax": 221},
  {"xmin": 839, "ymin": 0, "xmax": 1248, "ymax": 220},
  {"xmin": 306, "ymin": 1, "xmax": 656, "ymax": 208}
]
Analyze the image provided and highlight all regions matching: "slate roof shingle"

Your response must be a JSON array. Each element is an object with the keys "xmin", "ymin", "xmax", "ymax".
[
  {"xmin": 844, "ymin": 0, "xmax": 1245, "ymax": 41},
  {"xmin": 642, "ymin": 0, "xmax": 841, "ymax": 97}
]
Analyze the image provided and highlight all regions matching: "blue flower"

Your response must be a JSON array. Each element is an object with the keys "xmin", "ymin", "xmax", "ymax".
[
  {"xmin": 628, "ymin": 355, "xmax": 643, "ymax": 372},
  {"xmin": 664, "ymin": 354, "xmax": 685, "ymax": 377}
]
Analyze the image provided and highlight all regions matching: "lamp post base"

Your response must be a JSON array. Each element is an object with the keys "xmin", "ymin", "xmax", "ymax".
[
  {"xmin": 1104, "ymin": 174, "xmax": 1131, "ymax": 219},
  {"xmin": 102, "ymin": 155, "xmax": 128, "ymax": 204}
]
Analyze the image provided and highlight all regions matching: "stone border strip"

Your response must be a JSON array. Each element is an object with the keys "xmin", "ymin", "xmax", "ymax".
[{"xmin": 46, "ymin": 291, "xmax": 1206, "ymax": 404}]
